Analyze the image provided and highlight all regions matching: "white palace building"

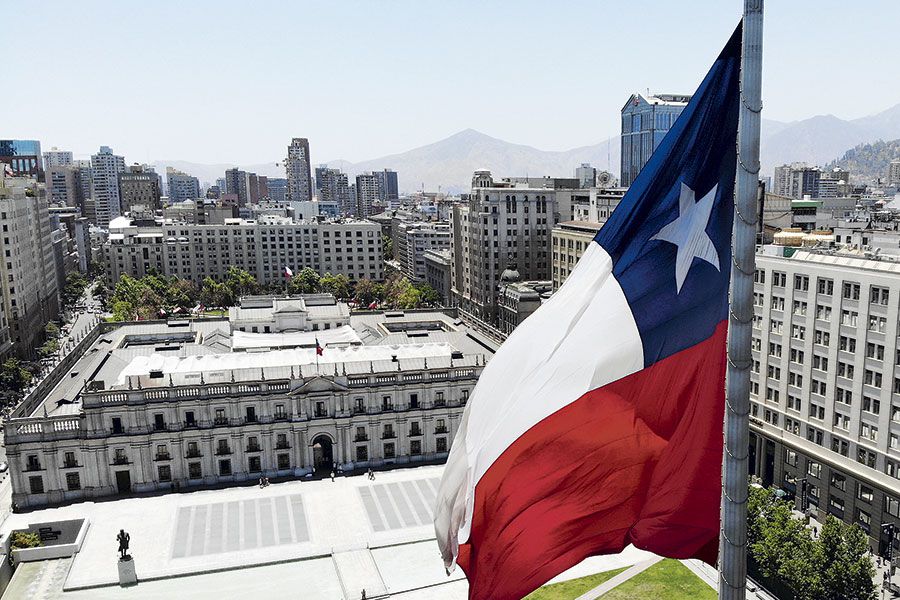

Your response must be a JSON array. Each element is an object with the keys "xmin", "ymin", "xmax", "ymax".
[{"xmin": 6, "ymin": 295, "xmax": 497, "ymax": 509}]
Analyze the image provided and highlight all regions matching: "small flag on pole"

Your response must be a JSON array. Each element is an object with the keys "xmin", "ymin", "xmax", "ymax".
[
  {"xmin": 315, "ymin": 338, "xmax": 324, "ymax": 356},
  {"xmin": 284, "ymin": 266, "xmax": 293, "ymax": 278}
]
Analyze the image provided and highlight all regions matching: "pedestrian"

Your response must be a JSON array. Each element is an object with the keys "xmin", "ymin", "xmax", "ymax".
[
  {"xmin": 330, "ymin": 470, "xmax": 335, "ymax": 482},
  {"xmin": 259, "ymin": 477, "xmax": 265, "ymax": 488},
  {"xmin": 368, "ymin": 468, "xmax": 375, "ymax": 481},
  {"xmin": 264, "ymin": 476, "xmax": 270, "ymax": 487}
]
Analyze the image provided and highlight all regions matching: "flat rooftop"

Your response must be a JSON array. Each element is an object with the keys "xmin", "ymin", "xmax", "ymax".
[{"xmin": 20, "ymin": 308, "xmax": 496, "ymax": 419}]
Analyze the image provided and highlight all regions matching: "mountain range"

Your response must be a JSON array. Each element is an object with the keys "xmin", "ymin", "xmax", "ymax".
[{"xmin": 154, "ymin": 103, "xmax": 900, "ymax": 194}]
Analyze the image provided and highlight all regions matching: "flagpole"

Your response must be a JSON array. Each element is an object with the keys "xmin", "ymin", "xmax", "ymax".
[{"xmin": 720, "ymin": 1, "xmax": 763, "ymax": 599}]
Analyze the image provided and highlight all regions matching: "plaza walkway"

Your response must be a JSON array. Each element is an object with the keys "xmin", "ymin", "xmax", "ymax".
[{"xmin": 1, "ymin": 464, "xmax": 656, "ymax": 599}]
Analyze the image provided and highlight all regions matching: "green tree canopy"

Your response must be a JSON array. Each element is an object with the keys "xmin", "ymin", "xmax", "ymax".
[
  {"xmin": 288, "ymin": 267, "xmax": 321, "ymax": 295},
  {"xmin": 748, "ymin": 484, "xmax": 877, "ymax": 600},
  {"xmin": 0, "ymin": 358, "xmax": 32, "ymax": 393},
  {"xmin": 320, "ymin": 273, "xmax": 351, "ymax": 299}
]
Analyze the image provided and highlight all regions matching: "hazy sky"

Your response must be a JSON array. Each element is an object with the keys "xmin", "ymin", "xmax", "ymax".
[{"xmin": 4, "ymin": 1, "xmax": 898, "ymax": 165}]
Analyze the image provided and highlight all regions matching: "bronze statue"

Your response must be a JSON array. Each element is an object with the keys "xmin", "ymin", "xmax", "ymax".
[{"xmin": 117, "ymin": 529, "xmax": 130, "ymax": 559}]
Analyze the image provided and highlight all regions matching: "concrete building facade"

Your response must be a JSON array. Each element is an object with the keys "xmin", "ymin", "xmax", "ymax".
[
  {"xmin": 0, "ymin": 176, "xmax": 60, "ymax": 358},
  {"xmin": 119, "ymin": 165, "xmax": 162, "ymax": 213},
  {"xmin": 102, "ymin": 216, "xmax": 384, "ymax": 286},
  {"xmin": 423, "ymin": 249, "xmax": 451, "ymax": 305},
  {"xmin": 550, "ymin": 221, "xmax": 604, "ymax": 290},
  {"xmin": 166, "ymin": 167, "xmax": 201, "ymax": 203},
  {"xmin": 450, "ymin": 170, "xmax": 559, "ymax": 327},
  {"xmin": 90, "ymin": 146, "xmax": 126, "ymax": 228},
  {"xmin": 286, "ymin": 138, "xmax": 313, "ymax": 202},
  {"xmin": 397, "ymin": 222, "xmax": 451, "ymax": 282},
  {"xmin": 750, "ymin": 245, "xmax": 900, "ymax": 554}
]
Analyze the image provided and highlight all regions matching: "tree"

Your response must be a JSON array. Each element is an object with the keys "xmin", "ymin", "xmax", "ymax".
[
  {"xmin": 45, "ymin": 321, "xmax": 60, "ymax": 340},
  {"xmin": 288, "ymin": 267, "xmax": 321, "ymax": 295},
  {"xmin": 751, "ymin": 496, "xmax": 818, "ymax": 598},
  {"xmin": 748, "ymin": 484, "xmax": 878, "ymax": 600},
  {"xmin": 38, "ymin": 338, "xmax": 60, "ymax": 359},
  {"xmin": 201, "ymin": 277, "xmax": 234, "ymax": 309},
  {"xmin": 354, "ymin": 278, "xmax": 381, "ymax": 306},
  {"xmin": 414, "ymin": 282, "xmax": 441, "ymax": 306},
  {"xmin": 61, "ymin": 272, "xmax": 89, "ymax": 308},
  {"xmin": 320, "ymin": 273, "xmax": 351, "ymax": 299},
  {"xmin": 815, "ymin": 517, "xmax": 877, "ymax": 600},
  {"xmin": 0, "ymin": 358, "xmax": 32, "ymax": 394},
  {"xmin": 383, "ymin": 236, "xmax": 394, "ymax": 261},
  {"xmin": 166, "ymin": 278, "xmax": 199, "ymax": 311},
  {"xmin": 225, "ymin": 267, "xmax": 259, "ymax": 299}
]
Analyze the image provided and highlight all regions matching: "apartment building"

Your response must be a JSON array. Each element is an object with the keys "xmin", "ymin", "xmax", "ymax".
[
  {"xmin": 450, "ymin": 170, "xmax": 561, "ymax": 327},
  {"xmin": 0, "ymin": 175, "xmax": 60, "ymax": 358},
  {"xmin": 90, "ymin": 146, "xmax": 126, "ymax": 228},
  {"xmin": 550, "ymin": 221, "xmax": 604, "ymax": 290},
  {"xmin": 397, "ymin": 222, "xmax": 450, "ymax": 282},
  {"xmin": 119, "ymin": 165, "xmax": 162, "ymax": 213},
  {"xmin": 102, "ymin": 215, "xmax": 383, "ymax": 286},
  {"xmin": 750, "ymin": 244, "xmax": 900, "ymax": 554}
]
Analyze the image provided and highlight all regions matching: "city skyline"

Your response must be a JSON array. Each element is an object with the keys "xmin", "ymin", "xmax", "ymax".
[{"xmin": 4, "ymin": 0, "xmax": 899, "ymax": 166}]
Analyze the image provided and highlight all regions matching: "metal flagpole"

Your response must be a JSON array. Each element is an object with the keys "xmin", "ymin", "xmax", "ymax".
[{"xmin": 720, "ymin": 1, "xmax": 763, "ymax": 599}]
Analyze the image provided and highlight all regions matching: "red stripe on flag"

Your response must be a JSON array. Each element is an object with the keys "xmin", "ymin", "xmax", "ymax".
[{"xmin": 456, "ymin": 321, "xmax": 727, "ymax": 600}]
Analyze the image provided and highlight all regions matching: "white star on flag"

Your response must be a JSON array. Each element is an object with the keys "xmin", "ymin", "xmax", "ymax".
[{"xmin": 650, "ymin": 182, "xmax": 721, "ymax": 293}]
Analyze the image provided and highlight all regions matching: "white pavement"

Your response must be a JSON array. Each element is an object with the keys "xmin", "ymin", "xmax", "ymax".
[{"xmin": 1, "ymin": 464, "xmax": 658, "ymax": 599}]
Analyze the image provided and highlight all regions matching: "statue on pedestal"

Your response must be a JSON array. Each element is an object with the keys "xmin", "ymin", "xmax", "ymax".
[{"xmin": 117, "ymin": 529, "xmax": 131, "ymax": 560}]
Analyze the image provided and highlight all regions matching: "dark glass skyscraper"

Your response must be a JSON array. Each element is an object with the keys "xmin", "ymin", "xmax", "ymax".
[{"xmin": 0, "ymin": 139, "xmax": 43, "ymax": 178}]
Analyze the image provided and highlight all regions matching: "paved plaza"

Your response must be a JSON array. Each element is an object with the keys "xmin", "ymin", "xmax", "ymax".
[{"xmin": 0, "ymin": 464, "xmax": 656, "ymax": 599}]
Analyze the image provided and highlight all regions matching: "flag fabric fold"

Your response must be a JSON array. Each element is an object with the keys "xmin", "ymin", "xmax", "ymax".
[{"xmin": 434, "ymin": 23, "xmax": 743, "ymax": 600}]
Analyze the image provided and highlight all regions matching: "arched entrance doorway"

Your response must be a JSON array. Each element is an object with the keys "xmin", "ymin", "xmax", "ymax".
[{"xmin": 311, "ymin": 435, "xmax": 334, "ymax": 473}]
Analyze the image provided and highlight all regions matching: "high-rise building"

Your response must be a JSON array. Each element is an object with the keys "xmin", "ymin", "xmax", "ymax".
[
  {"xmin": 0, "ymin": 140, "xmax": 43, "ymax": 178},
  {"xmin": 0, "ymin": 175, "xmax": 60, "ymax": 358},
  {"xmin": 355, "ymin": 173, "xmax": 380, "ymax": 217},
  {"xmin": 73, "ymin": 160, "xmax": 92, "ymax": 205},
  {"xmin": 42, "ymin": 147, "xmax": 73, "ymax": 168},
  {"xmin": 575, "ymin": 163, "xmax": 597, "ymax": 189},
  {"xmin": 396, "ymin": 222, "xmax": 451, "ymax": 281},
  {"xmin": 286, "ymin": 137, "xmax": 312, "ymax": 202},
  {"xmin": 887, "ymin": 160, "xmax": 900, "ymax": 187},
  {"xmin": 266, "ymin": 178, "xmax": 288, "ymax": 203},
  {"xmin": 317, "ymin": 168, "xmax": 353, "ymax": 214},
  {"xmin": 620, "ymin": 93, "xmax": 690, "ymax": 187},
  {"xmin": 166, "ymin": 167, "xmax": 200, "ymax": 202},
  {"xmin": 46, "ymin": 166, "xmax": 79, "ymax": 206},
  {"xmin": 225, "ymin": 168, "xmax": 250, "ymax": 207},
  {"xmin": 119, "ymin": 164, "xmax": 162, "ymax": 213},
  {"xmin": 773, "ymin": 163, "xmax": 821, "ymax": 199},
  {"xmin": 376, "ymin": 169, "xmax": 399, "ymax": 203},
  {"xmin": 90, "ymin": 146, "xmax": 126, "ymax": 227},
  {"xmin": 750, "ymin": 240, "xmax": 900, "ymax": 553},
  {"xmin": 451, "ymin": 170, "xmax": 563, "ymax": 327}
]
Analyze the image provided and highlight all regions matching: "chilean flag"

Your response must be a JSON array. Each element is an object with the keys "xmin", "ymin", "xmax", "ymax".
[{"xmin": 435, "ymin": 25, "xmax": 742, "ymax": 600}]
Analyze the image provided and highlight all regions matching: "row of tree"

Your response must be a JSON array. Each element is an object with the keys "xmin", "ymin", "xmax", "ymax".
[
  {"xmin": 106, "ymin": 268, "xmax": 442, "ymax": 321},
  {"xmin": 748, "ymin": 484, "xmax": 877, "ymax": 600}
]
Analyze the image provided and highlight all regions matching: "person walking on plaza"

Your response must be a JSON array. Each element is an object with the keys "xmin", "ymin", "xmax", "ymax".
[
  {"xmin": 367, "ymin": 468, "xmax": 375, "ymax": 481},
  {"xmin": 330, "ymin": 470, "xmax": 336, "ymax": 482}
]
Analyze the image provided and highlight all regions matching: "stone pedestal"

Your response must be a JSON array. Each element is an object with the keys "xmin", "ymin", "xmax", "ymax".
[{"xmin": 118, "ymin": 556, "xmax": 137, "ymax": 586}]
